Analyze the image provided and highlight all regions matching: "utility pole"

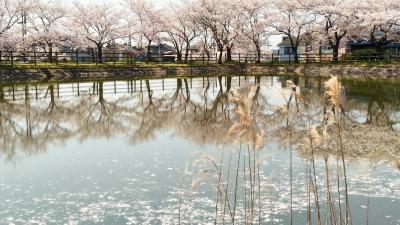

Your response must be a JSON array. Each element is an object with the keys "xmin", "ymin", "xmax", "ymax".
[{"xmin": 18, "ymin": 7, "xmax": 28, "ymax": 61}]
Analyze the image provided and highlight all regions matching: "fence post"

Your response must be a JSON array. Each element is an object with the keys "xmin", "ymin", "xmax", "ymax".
[
  {"xmin": 10, "ymin": 50, "xmax": 13, "ymax": 66},
  {"xmin": 271, "ymin": 54, "xmax": 274, "ymax": 64},
  {"xmin": 34, "ymin": 50, "xmax": 37, "ymax": 67},
  {"xmin": 0, "ymin": 51, "xmax": 2, "ymax": 62},
  {"xmin": 55, "ymin": 52, "xmax": 58, "ymax": 65},
  {"xmin": 202, "ymin": 53, "xmax": 205, "ymax": 64},
  {"xmin": 239, "ymin": 53, "xmax": 241, "ymax": 63},
  {"xmin": 216, "ymin": 52, "xmax": 218, "ymax": 64},
  {"xmin": 76, "ymin": 50, "xmax": 79, "ymax": 66},
  {"xmin": 288, "ymin": 54, "xmax": 291, "ymax": 64}
]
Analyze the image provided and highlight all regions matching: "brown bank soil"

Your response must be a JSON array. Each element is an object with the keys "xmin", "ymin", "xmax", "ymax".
[{"xmin": 1, "ymin": 64, "xmax": 400, "ymax": 83}]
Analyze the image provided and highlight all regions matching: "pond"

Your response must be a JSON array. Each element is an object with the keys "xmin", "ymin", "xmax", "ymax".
[{"xmin": 0, "ymin": 75, "xmax": 399, "ymax": 225}]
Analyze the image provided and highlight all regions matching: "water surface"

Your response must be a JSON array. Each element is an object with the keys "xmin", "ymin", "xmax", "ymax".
[{"xmin": 0, "ymin": 76, "xmax": 399, "ymax": 224}]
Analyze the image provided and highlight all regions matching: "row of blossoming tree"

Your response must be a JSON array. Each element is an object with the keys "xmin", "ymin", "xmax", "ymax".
[{"xmin": 0, "ymin": 0, "xmax": 399, "ymax": 63}]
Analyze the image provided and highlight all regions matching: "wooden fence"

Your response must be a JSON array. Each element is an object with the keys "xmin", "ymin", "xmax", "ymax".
[{"xmin": 1, "ymin": 50, "xmax": 400, "ymax": 67}]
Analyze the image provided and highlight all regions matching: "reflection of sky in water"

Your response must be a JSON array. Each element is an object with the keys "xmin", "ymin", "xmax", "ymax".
[{"xmin": 0, "ymin": 76, "xmax": 399, "ymax": 224}]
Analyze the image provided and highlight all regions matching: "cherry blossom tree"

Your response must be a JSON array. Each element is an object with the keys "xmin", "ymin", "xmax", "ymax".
[
  {"xmin": 30, "ymin": 0, "xmax": 67, "ymax": 61},
  {"xmin": 164, "ymin": 2, "xmax": 199, "ymax": 63},
  {"xmin": 193, "ymin": 0, "xmax": 243, "ymax": 64},
  {"xmin": 311, "ymin": 0, "xmax": 361, "ymax": 61},
  {"xmin": 355, "ymin": 0, "xmax": 400, "ymax": 55},
  {"xmin": 71, "ymin": 1, "xmax": 127, "ymax": 63},
  {"xmin": 240, "ymin": 0, "xmax": 270, "ymax": 63},
  {"xmin": 125, "ymin": 0, "xmax": 163, "ymax": 62},
  {"xmin": 0, "ymin": 0, "xmax": 20, "ymax": 36},
  {"xmin": 270, "ymin": 0, "xmax": 316, "ymax": 63}
]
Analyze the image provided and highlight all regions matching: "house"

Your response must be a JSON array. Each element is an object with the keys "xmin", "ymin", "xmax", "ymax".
[
  {"xmin": 277, "ymin": 36, "xmax": 333, "ymax": 62},
  {"xmin": 346, "ymin": 40, "xmax": 400, "ymax": 53},
  {"xmin": 149, "ymin": 44, "xmax": 175, "ymax": 57}
]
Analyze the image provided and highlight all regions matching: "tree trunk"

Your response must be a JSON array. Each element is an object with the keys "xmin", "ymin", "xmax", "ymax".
[
  {"xmin": 177, "ymin": 52, "xmax": 182, "ymax": 64},
  {"xmin": 184, "ymin": 42, "xmax": 190, "ymax": 64},
  {"xmin": 91, "ymin": 48, "xmax": 95, "ymax": 63},
  {"xmin": 293, "ymin": 47, "xmax": 299, "ymax": 63},
  {"xmin": 289, "ymin": 36, "xmax": 300, "ymax": 63},
  {"xmin": 146, "ymin": 40, "xmax": 152, "ymax": 63},
  {"xmin": 48, "ymin": 43, "xmax": 53, "ymax": 62},
  {"xmin": 332, "ymin": 44, "xmax": 339, "ymax": 62},
  {"xmin": 375, "ymin": 45, "xmax": 385, "ymax": 60},
  {"xmin": 97, "ymin": 44, "xmax": 103, "ymax": 63},
  {"xmin": 217, "ymin": 43, "xmax": 224, "ymax": 64},
  {"xmin": 226, "ymin": 46, "xmax": 232, "ymax": 61},
  {"xmin": 256, "ymin": 46, "xmax": 261, "ymax": 63}
]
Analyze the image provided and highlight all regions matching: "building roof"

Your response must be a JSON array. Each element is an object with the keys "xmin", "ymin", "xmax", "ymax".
[
  {"xmin": 346, "ymin": 40, "xmax": 400, "ymax": 48},
  {"xmin": 277, "ymin": 35, "xmax": 312, "ymax": 47}
]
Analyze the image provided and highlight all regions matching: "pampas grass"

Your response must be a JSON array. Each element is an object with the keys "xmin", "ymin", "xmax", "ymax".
[
  {"xmin": 286, "ymin": 80, "xmax": 297, "ymax": 90},
  {"xmin": 324, "ymin": 77, "xmax": 341, "ymax": 109}
]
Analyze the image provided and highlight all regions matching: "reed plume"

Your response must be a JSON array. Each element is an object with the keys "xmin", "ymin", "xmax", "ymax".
[
  {"xmin": 324, "ymin": 76, "xmax": 341, "ymax": 109},
  {"xmin": 286, "ymin": 80, "xmax": 297, "ymax": 90},
  {"xmin": 309, "ymin": 126, "xmax": 321, "ymax": 147},
  {"xmin": 228, "ymin": 86, "xmax": 266, "ymax": 150}
]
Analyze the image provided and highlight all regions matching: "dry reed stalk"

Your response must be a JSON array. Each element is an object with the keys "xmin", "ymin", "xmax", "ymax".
[
  {"xmin": 232, "ymin": 146, "xmax": 241, "ymax": 224},
  {"xmin": 223, "ymin": 152, "xmax": 233, "ymax": 224},
  {"xmin": 214, "ymin": 151, "xmax": 225, "ymax": 225},
  {"xmin": 309, "ymin": 130, "xmax": 322, "ymax": 225},
  {"xmin": 248, "ymin": 146, "xmax": 254, "ymax": 222},
  {"xmin": 244, "ymin": 153, "xmax": 247, "ymax": 225},
  {"xmin": 289, "ymin": 130, "xmax": 293, "ymax": 225},
  {"xmin": 336, "ymin": 157, "xmax": 343, "ymax": 225},
  {"xmin": 257, "ymin": 160, "xmax": 261, "ymax": 225},
  {"xmin": 306, "ymin": 163, "xmax": 312, "ymax": 225},
  {"xmin": 337, "ymin": 118, "xmax": 352, "ymax": 225},
  {"xmin": 324, "ymin": 156, "xmax": 338, "ymax": 225}
]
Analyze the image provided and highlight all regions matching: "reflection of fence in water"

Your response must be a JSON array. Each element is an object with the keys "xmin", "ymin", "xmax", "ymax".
[{"xmin": 0, "ymin": 76, "xmax": 266, "ymax": 102}]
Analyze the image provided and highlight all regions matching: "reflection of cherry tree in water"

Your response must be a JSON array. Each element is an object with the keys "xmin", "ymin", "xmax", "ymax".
[
  {"xmin": 32, "ymin": 84, "xmax": 74, "ymax": 149},
  {"xmin": 201, "ymin": 76, "xmax": 232, "ymax": 124},
  {"xmin": 0, "ymin": 77, "xmax": 399, "ymax": 169},
  {"xmin": 0, "ymin": 85, "xmax": 25, "ymax": 162},
  {"xmin": 364, "ymin": 97, "xmax": 400, "ymax": 129},
  {"xmin": 128, "ymin": 80, "xmax": 171, "ymax": 144},
  {"xmin": 75, "ymin": 81, "xmax": 128, "ymax": 140},
  {"xmin": 170, "ymin": 78, "xmax": 197, "ymax": 121}
]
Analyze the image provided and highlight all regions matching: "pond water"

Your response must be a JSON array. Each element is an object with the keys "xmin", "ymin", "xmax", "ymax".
[{"xmin": 0, "ymin": 75, "xmax": 399, "ymax": 225}]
